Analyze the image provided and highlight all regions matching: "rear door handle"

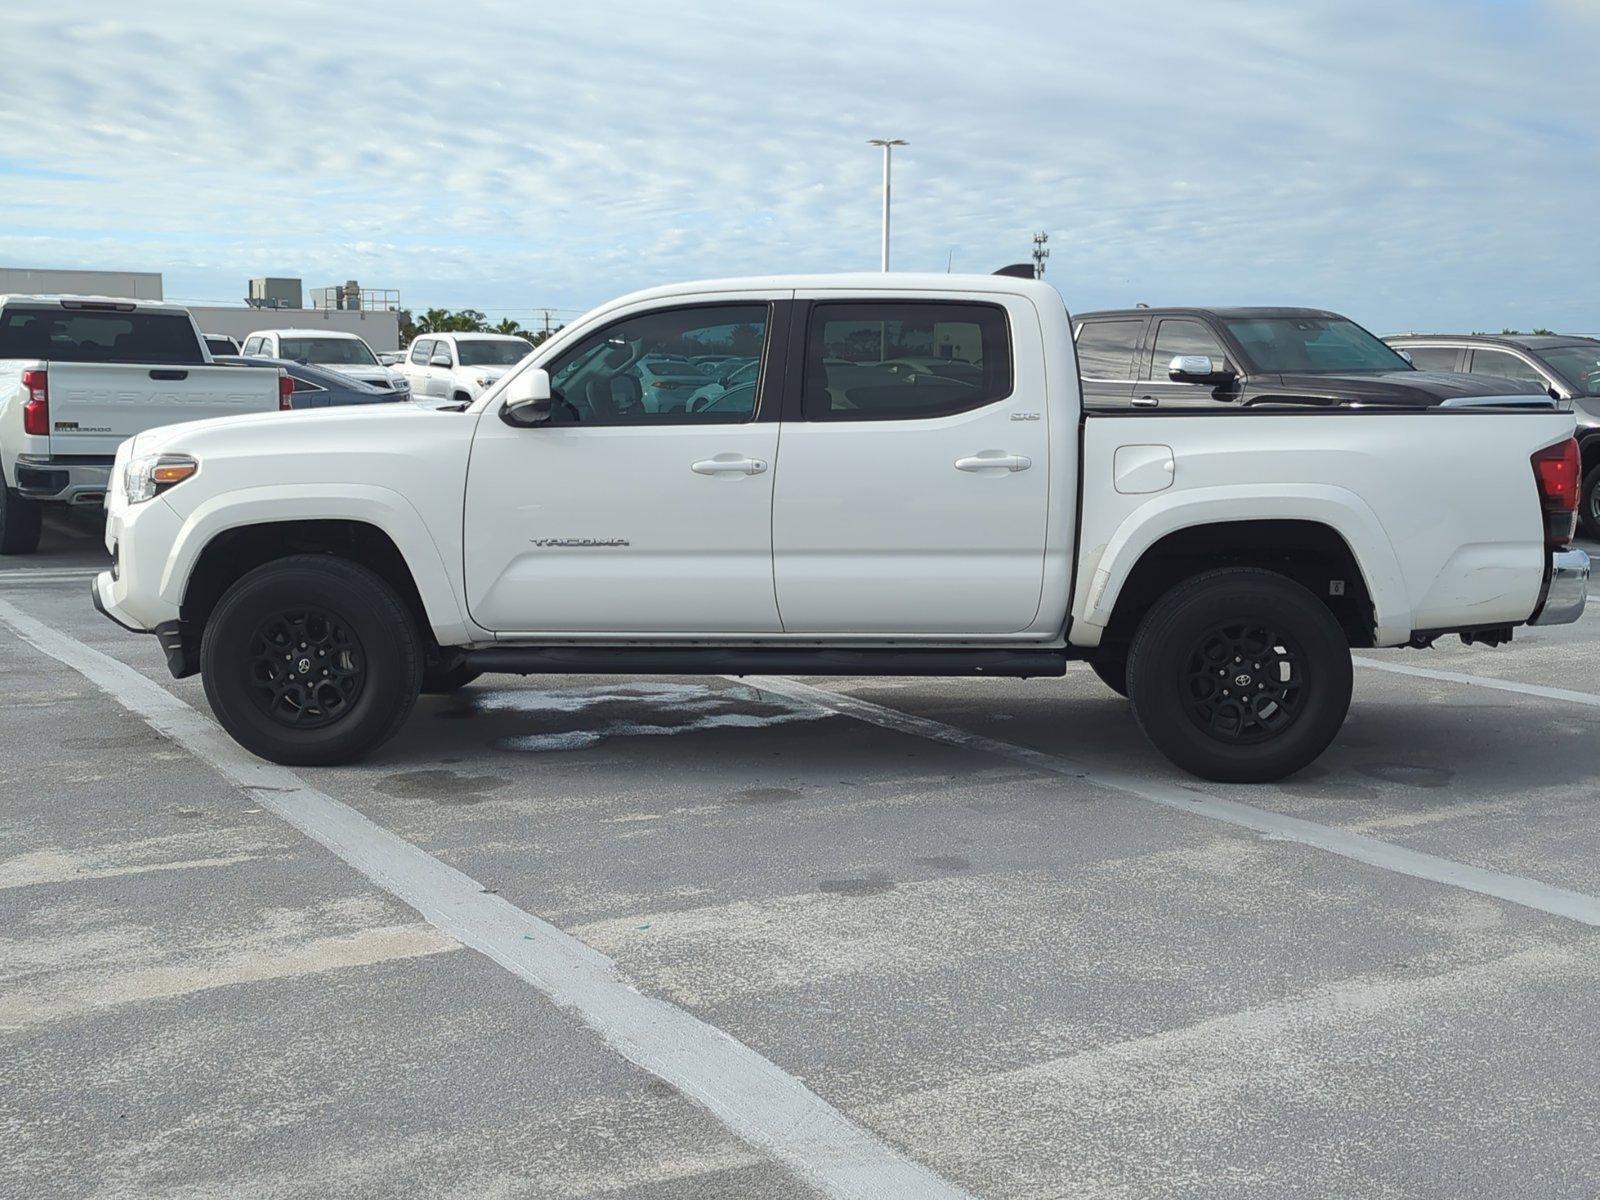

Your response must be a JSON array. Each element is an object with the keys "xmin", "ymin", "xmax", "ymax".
[
  {"xmin": 955, "ymin": 453, "xmax": 1032, "ymax": 473},
  {"xmin": 692, "ymin": 455, "xmax": 768, "ymax": 475},
  {"xmin": 1132, "ymin": 395, "xmax": 1159, "ymax": 407}
]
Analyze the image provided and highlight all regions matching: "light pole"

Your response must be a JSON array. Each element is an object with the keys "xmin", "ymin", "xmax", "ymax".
[{"xmin": 868, "ymin": 138, "xmax": 907, "ymax": 271}]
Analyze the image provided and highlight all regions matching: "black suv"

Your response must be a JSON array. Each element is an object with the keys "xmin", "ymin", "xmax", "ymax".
[
  {"xmin": 1385, "ymin": 333, "xmax": 1600, "ymax": 538},
  {"xmin": 1073, "ymin": 307, "xmax": 1535, "ymax": 413}
]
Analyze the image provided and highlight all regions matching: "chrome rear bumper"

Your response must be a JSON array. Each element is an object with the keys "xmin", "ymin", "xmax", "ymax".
[{"xmin": 1531, "ymin": 548, "xmax": 1590, "ymax": 626}]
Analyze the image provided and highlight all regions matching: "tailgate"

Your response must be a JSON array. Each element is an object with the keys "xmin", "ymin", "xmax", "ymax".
[{"xmin": 46, "ymin": 363, "xmax": 280, "ymax": 456}]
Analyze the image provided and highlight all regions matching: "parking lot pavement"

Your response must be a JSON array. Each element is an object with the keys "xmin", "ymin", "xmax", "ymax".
[{"xmin": 4, "ymin": 516, "xmax": 1600, "ymax": 1198}]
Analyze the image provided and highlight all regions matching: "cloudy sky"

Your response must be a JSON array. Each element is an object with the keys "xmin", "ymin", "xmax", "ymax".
[{"xmin": 2, "ymin": 0, "xmax": 1596, "ymax": 331}]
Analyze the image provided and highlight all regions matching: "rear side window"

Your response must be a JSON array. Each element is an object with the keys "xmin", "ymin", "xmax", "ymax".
[
  {"xmin": 802, "ymin": 301, "xmax": 1011, "ymax": 420},
  {"xmin": 0, "ymin": 308, "xmax": 203, "ymax": 365},
  {"xmin": 1075, "ymin": 319, "xmax": 1143, "ymax": 379},
  {"xmin": 1398, "ymin": 345, "xmax": 1461, "ymax": 372}
]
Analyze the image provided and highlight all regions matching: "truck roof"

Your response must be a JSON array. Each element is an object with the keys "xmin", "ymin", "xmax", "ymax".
[
  {"xmin": 1076, "ymin": 306, "xmax": 1345, "ymax": 322},
  {"xmin": 598, "ymin": 273, "xmax": 1065, "ymax": 309},
  {"xmin": 251, "ymin": 327, "xmax": 370, "ymax": 339},
  {"xmin": 0, "ymin": 293, "xmax": 193, "ymax": 316}
]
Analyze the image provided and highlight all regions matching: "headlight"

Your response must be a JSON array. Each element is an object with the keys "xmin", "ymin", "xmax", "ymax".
[
  {"xmin": 476, "ymin": 375, "xmax": 496, "ymax": 388},
  {"xmin": 124, "ymin": 453, "xmax": 198, "ymax": 504}
]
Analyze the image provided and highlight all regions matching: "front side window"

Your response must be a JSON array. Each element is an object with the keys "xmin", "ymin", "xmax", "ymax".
[
  {"xmin": 242, "ymin": 337, "xmax": 263, "ymax": 356},
  {"xmin": 803, "ymin": 301, "xmax": 1010, "ymax": 420},
  {"xmin": 410, "ymin": 340, "xmax": 432, "ymax": 365},
  {"xmin": 457, "ymin": 338, "xmax": 532, "ymax": 367},
  {"xmin": 545, "ymin": 303, "xmax": 769, "ymax": 425},
  {"xmin": 1075, "ymin": 319, "xmax": 1143, "ymax": 380},
  {"xmin": 279, "ymin": 337, "xmax": 378, "ymax": 366},
  {"xmin": 1467, "ymin": 348, "xmax": 1547, "ymax": 392},
  {"xmin": 1539, "ymin": 344, "xmax": 1600, "ymax": 397},
  {"xmin": 1223, "ymin": 317, "xmax": 1409, "ymax": 374},
  {"xmin": 1147, "ymin": 319, "xmax": 1227, "ymax": 378}
]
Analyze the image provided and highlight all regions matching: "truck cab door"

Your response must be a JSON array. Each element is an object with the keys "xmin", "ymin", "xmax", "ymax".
[
  {"xmin": 1074, "ymin": 316, "xmax": 1146, "ymax": 409},
  {"xmin": 462, "ymin": 295, "xmax": 788, "ymax": 634},
  {"xmin": 1136, "ymin": 317, "xmax": 1241, "ymax": 408},
  {"xmin": 771, "ymin": 291, "xmax": 1053, "ymax": 634}
]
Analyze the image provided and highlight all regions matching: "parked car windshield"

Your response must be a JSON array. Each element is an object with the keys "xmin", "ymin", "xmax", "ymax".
[
  {"xmin": 456, "ymin": 339, "xmax": 532, "ymax": 367},
  {"xmin": 279, "ymin": 336, "xmax": 378, "ymax": 366},
  {"xmin": 1223, "ymin": 317, "xmax": 1410, "ymax": 374},
  {"xmin": 1540, "ymin": 344, "xmax": 1600, "ymax": 397}
]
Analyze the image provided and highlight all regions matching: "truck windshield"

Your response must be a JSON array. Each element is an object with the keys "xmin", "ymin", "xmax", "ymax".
[
  {"xmin": 1540, "ymin": 344, "xmax": 1600, "ymax": 397},
  {"xmin": 0, "ymin": 308, "xmax": 204, "ymax": 365},
  {"xmin": 456, "ymin": 339, "xmax": 532, "ymax": 367},
  {"xmin": 1223, "ymin": 317, "xmax": 1410, "ymax": 374},
  {"xmin": 279, "ymin": 337, "xmax": 378, "ymax": 366}
]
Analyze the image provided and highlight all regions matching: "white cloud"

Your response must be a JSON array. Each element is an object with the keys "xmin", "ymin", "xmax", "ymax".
[{"xmin": 1, "ymin": 0, "xmax": 1596, "ymax": 331}]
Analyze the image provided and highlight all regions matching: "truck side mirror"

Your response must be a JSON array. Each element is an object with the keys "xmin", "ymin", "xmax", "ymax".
[
  {"xmin": 501, "ymin": 368, "xmax": 553, "ymax": 426},
  {"xmin": 1168, "ymin": 355, "xmax": 1236, "ymax": 384},
  {"xmin": 430, "ymin": 353, "xmax": 453, "ymax": 368}
]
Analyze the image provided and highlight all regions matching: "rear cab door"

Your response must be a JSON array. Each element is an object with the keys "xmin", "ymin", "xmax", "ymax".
[
  {"xmin": 771, "ymin": 285, "xmax": 1063, "ymax": 635},
  {"xmin": 1074, "ymin": 316, "xmax": 1146, "ymax": 409}
]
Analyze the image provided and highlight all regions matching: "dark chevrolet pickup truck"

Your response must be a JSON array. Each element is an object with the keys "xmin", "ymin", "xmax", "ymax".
[{"xmin": 1073, "ymin": 306, "xmax": 1536, "ymax": 412}]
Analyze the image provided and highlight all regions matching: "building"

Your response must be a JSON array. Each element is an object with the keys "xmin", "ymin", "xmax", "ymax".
[
  {"xmin": 0, "ymin": 266, "xmax": 163, "ymax": 300},
  {"xmin": 0, "ymin": 266, "xmax": 400, "ymax": 351}
]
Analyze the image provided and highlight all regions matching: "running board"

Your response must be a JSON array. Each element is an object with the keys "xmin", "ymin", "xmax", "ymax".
[{"xmin": 461, "ymin": 646, "xmax": 1069, "ymax": 678}]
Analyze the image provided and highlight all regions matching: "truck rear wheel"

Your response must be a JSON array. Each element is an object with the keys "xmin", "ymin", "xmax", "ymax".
[
  {"xmin": 1580, "ymin": 462, "xmax": 1600, "ymax": 542},
  {"xmin": 0, "ymin": 484, "xmax": 43, "ymax": 555},
  {"xmin": 201, "ymin": 555, "xmax": 422, "ymax": 766},
  {"xmin": 1125, "ymin": 568, "xmax": 1351, "ymax": 783}
]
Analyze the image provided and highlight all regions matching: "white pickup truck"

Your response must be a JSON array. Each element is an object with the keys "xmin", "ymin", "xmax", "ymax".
[
  {"xmin": 92, "ymin": 275, "xmax": 1590, "ymax": 781},
  {"xmin": 1, "ymin": 296, "xmax": 287, "ymax": 553}
]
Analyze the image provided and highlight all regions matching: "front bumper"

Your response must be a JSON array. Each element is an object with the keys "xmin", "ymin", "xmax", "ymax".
[
  {"xmin": 1530, "ymin": 548, "xmax": 1590, "ymax": 626},
  {"xmin": 14, "ymin": 455, "xmax": 112, "ymax": 504}
]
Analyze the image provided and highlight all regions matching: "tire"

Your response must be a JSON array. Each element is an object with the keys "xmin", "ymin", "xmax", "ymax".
[
  {"xmin": 421, "ymin": 662, "xmax": 481, "ymax": 694},
  {"xmin": 200, "ymin": 555, "xmax": 422, "ymax": 766},
  {"xmin": 0, "ymin": 485, "xmax": 43, "ymax": 555},
  {"xmin": 1580, "ymin": 462, "xmax": 1600, "ymax": 542},
  {"xmin": 1125, "ymin": 568, "xmax": 1352, "ymax": 783},
  {"xmin": 1089, "ymin": 653, "xmax": 1128, "ymax": 698}
]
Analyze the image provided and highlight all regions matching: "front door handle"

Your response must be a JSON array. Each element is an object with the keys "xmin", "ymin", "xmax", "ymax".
[
  {"xmin": 955, "ymin": 452, "xmax": 1032, "ymax": 473},
  {"xmin": 692, "ymin": 455, "xmax": 768, "ymax": 475},
  {"xmin": 1132, "ymin": 395, "xmax": 1159, "ymax": 407}
]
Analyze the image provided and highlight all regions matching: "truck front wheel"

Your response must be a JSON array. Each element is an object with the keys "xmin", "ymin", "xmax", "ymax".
[
  {"xmin": 201, "ymin": 555, "xmax": 423, "ymax": 766},
  {"xmin": 1125, "ymin": 568, "xmax": 1351, "ymax": 783},
  {"xmin": 0, "ymin": 484, "xmax": 43, "ymax": 555}
]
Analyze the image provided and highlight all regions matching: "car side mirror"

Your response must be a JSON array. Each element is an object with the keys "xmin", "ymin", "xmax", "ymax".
[
  {"xmin": 1168, "ymin": 354, "xmax": 1235, "ymax": 384},
  {"xmin": 430, "ymin": 354, "xmax": 452, "ymax": 368},
  {"xmin": 500, "ymin": 368, "xmax": 552, "ymax": 426}
]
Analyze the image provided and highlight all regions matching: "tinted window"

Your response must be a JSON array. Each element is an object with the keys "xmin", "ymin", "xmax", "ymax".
[
  {"xmin": 1075, "ymin": 320, "xmax": 1143, "ymax": 380},
  {"xmin": 290, "ymin": 375, "xmax": 325, "ymax": 392},
  {"xmin": 457, "ymin": 339, "xmax": 532, "ymax": 367},
  {"xmin": 1539, "ymin": 344, "xmax": 1600, "ymax": 397},
  {"xmin": 410, "ymin": 340, "xmax": 432, "ymax": 365},
  {"xmin": 1467, "ymin": 349, "xmax": 1546, "ymax": 392},
  {"xmin": 545, "ymin": 303, "xmax": 769, "ymax": 425},
  {"xmin": 1147, "ymin": 319, "xmax": 1227, "ymax": 378},
  {"xmin": 803, "ymin": 301, "xmax": 1010, "ymax": 420},
  {"xmin": 279, "ymin": 337, "xmax": 378, "ymax": 366},
  {"xmin": 204, "ymin": 335, "xmax": 237, "ymax": 355},
  {"xmin": 1399, "ymin": 345, "xmax": 1461, "ymax": 372},
  {"xmin": 1223, "ymin": 317, "xmax": 1409, "ymax": 373},
  {"xmin": 0, "ymin": 307, "xmax": 203, "ymax": 365}
]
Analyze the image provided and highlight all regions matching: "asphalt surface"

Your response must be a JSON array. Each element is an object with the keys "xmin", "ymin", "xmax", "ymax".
[{"xmin": 4, "ymin": 507, "xmax": 1599, "ymax": 1199}]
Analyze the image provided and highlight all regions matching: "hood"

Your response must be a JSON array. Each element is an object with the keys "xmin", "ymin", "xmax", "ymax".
[
  {"xmin": 1259, "ymin": 369, "xmax": 1547, "ymax": 407},
  {"xmin": 466, "ymin": 365, "xmax": 510, "ymax": 381},
  {"xmin": 129, "ymin": 399, "xmax": 461, "ymax": 457},
  {"xmin": 322, "ymin": 364, "xmax": 404, "ymax": 388}
]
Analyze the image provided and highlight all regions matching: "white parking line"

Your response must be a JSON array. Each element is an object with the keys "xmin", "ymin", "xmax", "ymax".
[
  {"xmin": 740, "ymin": 675, "xmax": 1600, "ymax": 928},
  {"xmin": 1352, "ymin": 655, "xmax": 1600, "ymax": 709},
  {"xmin": 0, "ymin": 600, "xmax": 974, "ymax": 1200}
]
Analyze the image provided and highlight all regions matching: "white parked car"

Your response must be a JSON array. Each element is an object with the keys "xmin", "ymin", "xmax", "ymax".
[
  {"xmin": 240, "ymin": 328, "xmax": 408, "ymax": 397},
  {"xmin": 94, "ymin": 274, "xmax": 1588, "ymax": 781},
  {"xmin": 0, "ymin": 295, "xmax": 286, "ymax": 553},
  {"xmin": 401, "ymin": 332, "xmax": 533, "ymax": 405}
]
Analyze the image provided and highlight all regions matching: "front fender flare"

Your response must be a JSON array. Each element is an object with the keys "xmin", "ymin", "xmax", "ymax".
[{"xmin": 160, "ymin": 484, "xmax": 478, "ymax": 646}]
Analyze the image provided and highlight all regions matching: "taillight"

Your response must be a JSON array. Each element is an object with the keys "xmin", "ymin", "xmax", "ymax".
[
  {"xmin": 278, "ymin": 371, "xmax": 294, "ymax": 410},
  {"xmin": 1531, "ymin": 437, "xmax": 1580, "ymax": 548},
  {"xmin": 21, "ymin": 368, "xmax": 48, "ymax": 435}
]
